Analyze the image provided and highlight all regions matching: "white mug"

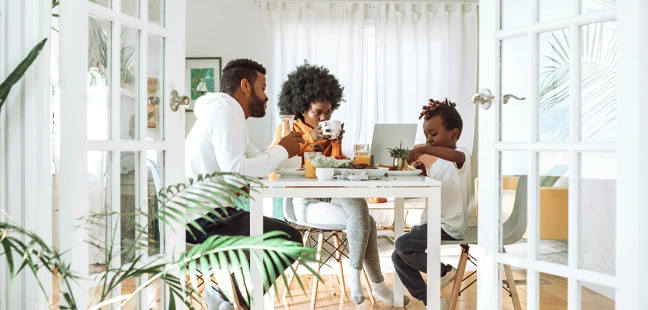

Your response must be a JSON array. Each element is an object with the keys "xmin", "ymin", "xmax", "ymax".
[{"xmin": 320, "ymin": 120, "xmax": 342, "ymax": 138}]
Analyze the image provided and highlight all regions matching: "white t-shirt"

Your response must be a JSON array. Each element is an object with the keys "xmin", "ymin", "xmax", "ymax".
[{"xmin": 420, "ymin": 146, "xmax": 472, "ymax": 240}]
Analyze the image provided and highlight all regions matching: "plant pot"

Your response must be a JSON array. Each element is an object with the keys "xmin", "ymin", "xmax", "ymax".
[
  {"xmin": 393, "ymin": 157, "xmax": 408, "ymax": 171},
  {"xmin": 315, "ymin": 168, "xmax": 335, "ymax": 180}
]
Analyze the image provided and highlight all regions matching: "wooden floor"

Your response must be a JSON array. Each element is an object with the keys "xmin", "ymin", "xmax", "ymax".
[{"xmin": 53, "ymin": 270, "xmax": 614, "ymax": 309}]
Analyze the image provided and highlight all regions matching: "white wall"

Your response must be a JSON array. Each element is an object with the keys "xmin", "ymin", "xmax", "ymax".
[{"xmin": 185, "ymin": 0, "xmax": 274, "ymax": 149}]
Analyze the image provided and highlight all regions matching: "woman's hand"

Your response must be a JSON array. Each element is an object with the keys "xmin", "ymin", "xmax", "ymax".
[
  {"xmin": 331, "ymin": 123, "xmax": 345, "ymax": 144},
  {"xmin": 309, "ymin": 124, "xmax": 327, "ymax": 141},
  {"xmin": 412, "ymin": 161, "xmax": 427, "ymax": 176}
]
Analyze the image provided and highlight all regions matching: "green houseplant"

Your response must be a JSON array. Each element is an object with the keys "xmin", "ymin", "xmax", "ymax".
[
  {"xmin": 387, "ymin": 140, "xmax": 410, "ymax": 171},
  {"xmin": 0, "ymin": 40, "xmax": 321, "ymax": 309}
]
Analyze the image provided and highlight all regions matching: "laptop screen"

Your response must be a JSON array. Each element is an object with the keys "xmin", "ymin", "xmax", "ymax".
[{"xmin": 370, "ymin": 124, "xmax": 418, "ymax": 166}]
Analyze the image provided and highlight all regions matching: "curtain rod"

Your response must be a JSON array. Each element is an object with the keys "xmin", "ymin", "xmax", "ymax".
[{"xmin": 254, "ymin": 0, "xmax": 478, "ymax": 4}]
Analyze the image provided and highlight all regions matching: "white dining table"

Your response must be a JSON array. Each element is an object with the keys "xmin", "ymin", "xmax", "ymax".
[{"xmin": 248, "ymin": 175, "xmax": 443, "ymax": 309}]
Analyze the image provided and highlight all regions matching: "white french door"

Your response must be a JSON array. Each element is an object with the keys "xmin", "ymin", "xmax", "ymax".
[
  {"xmin": 477, "ymin": 1, "xmax": 624, "ymax": 309},
  {"xmin": 58, "ymin": 0, "xmax": 186, "ymax": 308}
]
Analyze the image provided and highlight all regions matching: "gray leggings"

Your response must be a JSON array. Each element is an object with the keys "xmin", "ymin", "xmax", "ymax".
[{"xmin": 293, "ymin": 198, "xmax": 384, "ymax": 283}]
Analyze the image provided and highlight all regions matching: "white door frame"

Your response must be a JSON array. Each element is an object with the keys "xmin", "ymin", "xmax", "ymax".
[
  {"xmin": 615, "ymin": 0, "xmax": 648, "ymax": 308},
  {"xmin": 59, "ymin": 0, "xmax": 186, "ymax": 308},
  {"xmin": 477, "ymin": 1, "xmax": 645, "ymax": 309},
  {"xmin": 0, "ymin": 0, "xmax": 52, "ymax": 309}
]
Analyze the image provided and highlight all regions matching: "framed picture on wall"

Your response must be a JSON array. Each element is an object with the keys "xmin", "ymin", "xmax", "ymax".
[{"xmin": 185, "ymin": 57, "xmax": 222, "ymax": 111}]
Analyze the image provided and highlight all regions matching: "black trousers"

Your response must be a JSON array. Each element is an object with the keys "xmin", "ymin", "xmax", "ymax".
[{"xmin": 187, "ymin": 207, "xmax": 303, "ymax": 306}]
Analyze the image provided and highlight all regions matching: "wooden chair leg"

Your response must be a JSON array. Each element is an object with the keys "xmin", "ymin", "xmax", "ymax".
[
  {"xmin": 361, "ymin": 268, "xmax": 376, "ymax": 304},
  {"xmin": 448, "ymin": 244, "xmax": 469, "ymax": 310},
  {"xmin": 503, "ymin": 264, "xmax": 522, "ymax": 310},
  {"xmin": 310, "ymin": 232, "xmax": 325, "ymax": 309},
  {"xmin": 332, "ymin": 232, "xmax": 346, "ymax": 297}
]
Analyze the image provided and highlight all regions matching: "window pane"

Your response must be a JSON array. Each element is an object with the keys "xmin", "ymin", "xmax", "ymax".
[
  {"xmin": 580, "ymin": 21, "xmax": 617, "ymax": 142},
  {"xmin": 501, "ymin": 0, "xmax": 529, "ymax": 29},
  {"xmin": 499, "ymin": 151, "xmax": 529, "ymax": 259},
  {"xmin": 580, "ymin": 281, "xmax": 615, "ymax": 309},
  {"xmin": 88, "ymin": 151, "xmax": 111, "ymax": 275},
  {"xmin": 149, "ymin": 0, "xmax": 164, "ymax": 25},
  {"xmin": 579, "ymin": 153, "xmax": 616, "ymax": 276},
  {"xmin": 537, "ymin": 152, "xmax": 569, "ymax": 265},
  {"xmin": 147, "ymin": 34, "xmax": 164, "ymax": 141},
  {"xmin": 88, "ymin": 17, "xmax": 111, "ymax": 140},
  {"xmin": 121, "ymin": 27, "xmax": 140, "ymax": 140},
  {"xmin": 581, "ymin": 0, "xmax": 616, "ymax": 13},
  {"xmin": 122, "ymin": 0, "xmax": 139, "ymax": 18},
  {"xmin": 539, "ymin": 29, "xmax": 570, "ymax": 142},
  {"xmin": 501, "ymin": 36, "xmax": 530, "ymax": 142},
  {"xmin": 147, "ymin": 150, "xmax": 164, "ymax": 256},
  {"xmin": 539, "ymin": 0, "xmax": 571, "ymax": 22}
]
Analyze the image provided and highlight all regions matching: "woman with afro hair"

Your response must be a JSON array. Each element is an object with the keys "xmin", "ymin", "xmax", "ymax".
[{"xmin": 269, "ymin": 62, "xmax": 409, "ymax": 306}]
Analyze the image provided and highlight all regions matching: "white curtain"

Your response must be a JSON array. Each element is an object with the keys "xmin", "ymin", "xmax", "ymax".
[
  {"xmin": 263, "ymin": 1, "xmax": 364, "ymax": 155},
  {"xmin": 374, "ymin": 3, "xmax": 478, "ymax": 152}
]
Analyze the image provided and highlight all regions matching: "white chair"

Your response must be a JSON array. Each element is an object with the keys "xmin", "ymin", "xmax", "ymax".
[
  {"xmin": 445, "ymin": 175, "xmax": 527, "ymax": 310},
  {"xmin": 281, "ymin": 198, "xmax": 375, "ymax": 309}
]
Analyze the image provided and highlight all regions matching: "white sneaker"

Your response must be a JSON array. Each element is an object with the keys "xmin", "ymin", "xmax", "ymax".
[
  {"xmin": 440, "ymin": 266, "xmax": 458, "ymax": 288},
  {"xmin": 440, "ymin": 297, "xmax": 449, "ymax": 310}
]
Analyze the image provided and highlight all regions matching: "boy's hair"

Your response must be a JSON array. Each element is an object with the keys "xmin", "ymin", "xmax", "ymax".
[
  {"xmin": 220, "ymin": 59, "xmax": 267, "ymax": 96},
  {"xmin": 419, "ymin": 97, "xmax": 463, "ymax": 138}
]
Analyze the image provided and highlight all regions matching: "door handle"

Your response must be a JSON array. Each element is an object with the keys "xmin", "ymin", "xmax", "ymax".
[
  {"xmin": 503, "ymin": 94, "xmax": 526, "ymax": 105},
  {"xmin": 472, "ymin": 88, "xmax": 495, "ymax": 110},
  {"xmin": 170, "ymin": 90, "xmax": 190, "ymax": 111}
]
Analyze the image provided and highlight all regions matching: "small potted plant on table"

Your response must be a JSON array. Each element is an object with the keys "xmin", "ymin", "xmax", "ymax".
[
  {"xmin": 387, "ymin": 140, "xmax": 410, "ymax": 171},
  {"xmin": 311, "ymin": 155, "xmax": 337, "ymax": 180}
]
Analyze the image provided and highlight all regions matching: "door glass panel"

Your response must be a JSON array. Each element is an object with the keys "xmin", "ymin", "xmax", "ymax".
[
  {"xmin": 537, "ymin": 152, "xmax": 569, "ymax": 265},
  {"xmin": 120, "ymin": 151, "xmax": 139, "ymax": 264},
  {"xmin": 580, "ymin": 281, "xmax": 615, "ymax": 309},
  {"xmin": 147, "ymin": 150, "xmax": 164, "ymax": 256},
  {"xmin": 581, "ymin": 0, "xmax": 616, "ymax": 13},
  {"xmin": 539, "ymin": 272, "xmax": 567, "ymax": 309},
  {"xmin": 146, "ymin": 274, "xmax": 163, "ymax": 309},
  {"xmin": 539, "ymin": 29, "xmax": 570, "ymax": 142},
  {"xmin": 501, "ymin": 36, "xmax": 530, "ymax": 142},
  {"xmin": 90, "ymin": 0, "xmax": 111, "ymax": 7},
  {"xmin": 122, "ymin": 0, "xmax": 139, "ymax": 18},
  {"xmin": 121, "ymin": 276, "xmax": 139, "ymax": 309},
  {"xmin": 149, "ymin": 0, "xmax": 165, "ymax": 26},
  {"xmin": 501, "ymin": 0, "xmax": 529, "ymax": 29},
  {"xmin": 121, "ymin": 27, "xmax": 140, "ymax": 140},
  {"xmin": 580, "ymin": 21, "xmax": 617, "ymax": 142},
  {"xmin": 539, "ymin": 0, "xmax": 571, "ymax": 22},
  {"xmin": 579, "ymin": 152, "xmax": 616, "ymax": 276},
  {"xmin": 499, "ymin": 151, "xmax": 528, "ymax": 258},
  {"xmin": 147, "ymin": 34, "xmax": 164, "ymax": 141},
  {"xmin": 501, "ymin": 265, "xmax": 527, "ymax": 309},
  {"xmin": 88, "ymin": 17, "xmax": 111, "ymax": 140},
  {"xmin": 88, "ymin": 151, "xmax": 111, "ymax": 275}
]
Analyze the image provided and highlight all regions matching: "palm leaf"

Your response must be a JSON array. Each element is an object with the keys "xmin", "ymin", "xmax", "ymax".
[{"xmin": 0, "ymin": 38, "xmax": 48, "ymax": 111}]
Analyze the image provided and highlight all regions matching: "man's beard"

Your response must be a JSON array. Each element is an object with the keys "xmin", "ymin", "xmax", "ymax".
[{"xmin": 248, "ymin": 88, "xmax": 266, "ymax": 118}]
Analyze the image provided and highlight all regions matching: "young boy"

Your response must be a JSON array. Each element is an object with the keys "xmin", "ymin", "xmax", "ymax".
[{"xmin": 391, "ymin": 98, "xmax": 472, "ymax": 307}]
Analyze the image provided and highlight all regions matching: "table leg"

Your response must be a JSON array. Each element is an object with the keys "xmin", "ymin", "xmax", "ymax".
[
  {"xmin": 393, "ymin": 197, "xmax": 405, "ymax": 307},
  {"xmin": 250, "ymin": 191, "xmax": 265, "ymax": 309},
  {"xmin": 427, "ymin": 188, "xmax": 442, "ymax": 309}
]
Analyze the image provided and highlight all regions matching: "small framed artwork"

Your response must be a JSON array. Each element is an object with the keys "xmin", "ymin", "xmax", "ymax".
[{"xmin": 185, "ymin": 57, "xmax": 222, "ymax": 111}]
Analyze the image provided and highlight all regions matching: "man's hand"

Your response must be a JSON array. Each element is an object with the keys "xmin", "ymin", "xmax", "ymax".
[
  {"xmin": 406, "ymin": 148, "xmax": 424, "ymax": 164},
  {"xmin": 278, "ymin": 132, "xmax": 305, "ymax": 157},
  {"xmin": 309, "ymin": 124, "xmax": 326, "ymax": 141},
  {"xmin": 412, "ymin": 161, "xmax": 427, "ymax": 176}
]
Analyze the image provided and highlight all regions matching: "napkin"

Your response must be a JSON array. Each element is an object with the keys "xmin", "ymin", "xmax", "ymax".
[{"xmin": 341, "ymin": 169, "xmax": 369, "ymax": 180}]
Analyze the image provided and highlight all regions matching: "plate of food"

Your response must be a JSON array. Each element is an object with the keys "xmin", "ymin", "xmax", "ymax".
[
  {"xmin": 337, "ymin": 163, "xmax": 389, "ymax": 178},
  {"xmin": 274, "ymin": 168, "xmax": 305, "ymax": 176},
  {"xmin": 388, "ymin": 170, "xmax": 423, "ymax": 176}
]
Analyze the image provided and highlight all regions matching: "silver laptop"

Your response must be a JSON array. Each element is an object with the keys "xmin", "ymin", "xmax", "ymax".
[{"xmin": 370, "ymin": 123, "xmax": 418, "ymax": 166}]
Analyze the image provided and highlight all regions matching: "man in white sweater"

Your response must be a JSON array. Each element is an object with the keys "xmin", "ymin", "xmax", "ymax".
[{"xmin": 185, "ymin": 59, "xmax": 304, "ymax": 309}]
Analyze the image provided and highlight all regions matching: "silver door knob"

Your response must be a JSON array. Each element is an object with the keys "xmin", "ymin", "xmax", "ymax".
[
  {"xmin": 472, "ymin": 88, "xmax": 495, "ymax": 110},
  {"xmin": 170, "ymin": 90, "xmax": 190, "ymax": 111},
  {"xmin": 503, "ymin": 94, "xmax": 526, "ymax": 104}
]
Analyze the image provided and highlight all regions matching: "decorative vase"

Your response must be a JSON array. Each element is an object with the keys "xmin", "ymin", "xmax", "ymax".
[
  {"xmin": 393, "ymin": 157, "xmax": 408, "ymax": 171},
  {"xmin": 315, "ymin": 168, "xmax": 335, "ymax": 180}
]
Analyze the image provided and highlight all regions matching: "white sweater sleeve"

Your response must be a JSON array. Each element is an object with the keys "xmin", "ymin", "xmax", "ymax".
[{"xmin": 209, "ymin": 106, "xmax": 288, "ymax": 179}]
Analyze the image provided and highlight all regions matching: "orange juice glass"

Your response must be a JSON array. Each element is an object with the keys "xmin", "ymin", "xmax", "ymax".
[
  {"xmin": 354, "ymin": 144, "xmax": 371, "ymax": 166},
  {"xmin": 304, "ymin": 152, "xmax": 321, "ymax": 178}
]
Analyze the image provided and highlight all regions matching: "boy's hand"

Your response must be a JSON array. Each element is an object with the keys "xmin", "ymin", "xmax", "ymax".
[
  {"xmin": 412, "ymin": 161, "xmax": 427, "ymax": 176},
  {"xmin": 406, "ymin": 148, "xmax": 423, "ymax": 164}
]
